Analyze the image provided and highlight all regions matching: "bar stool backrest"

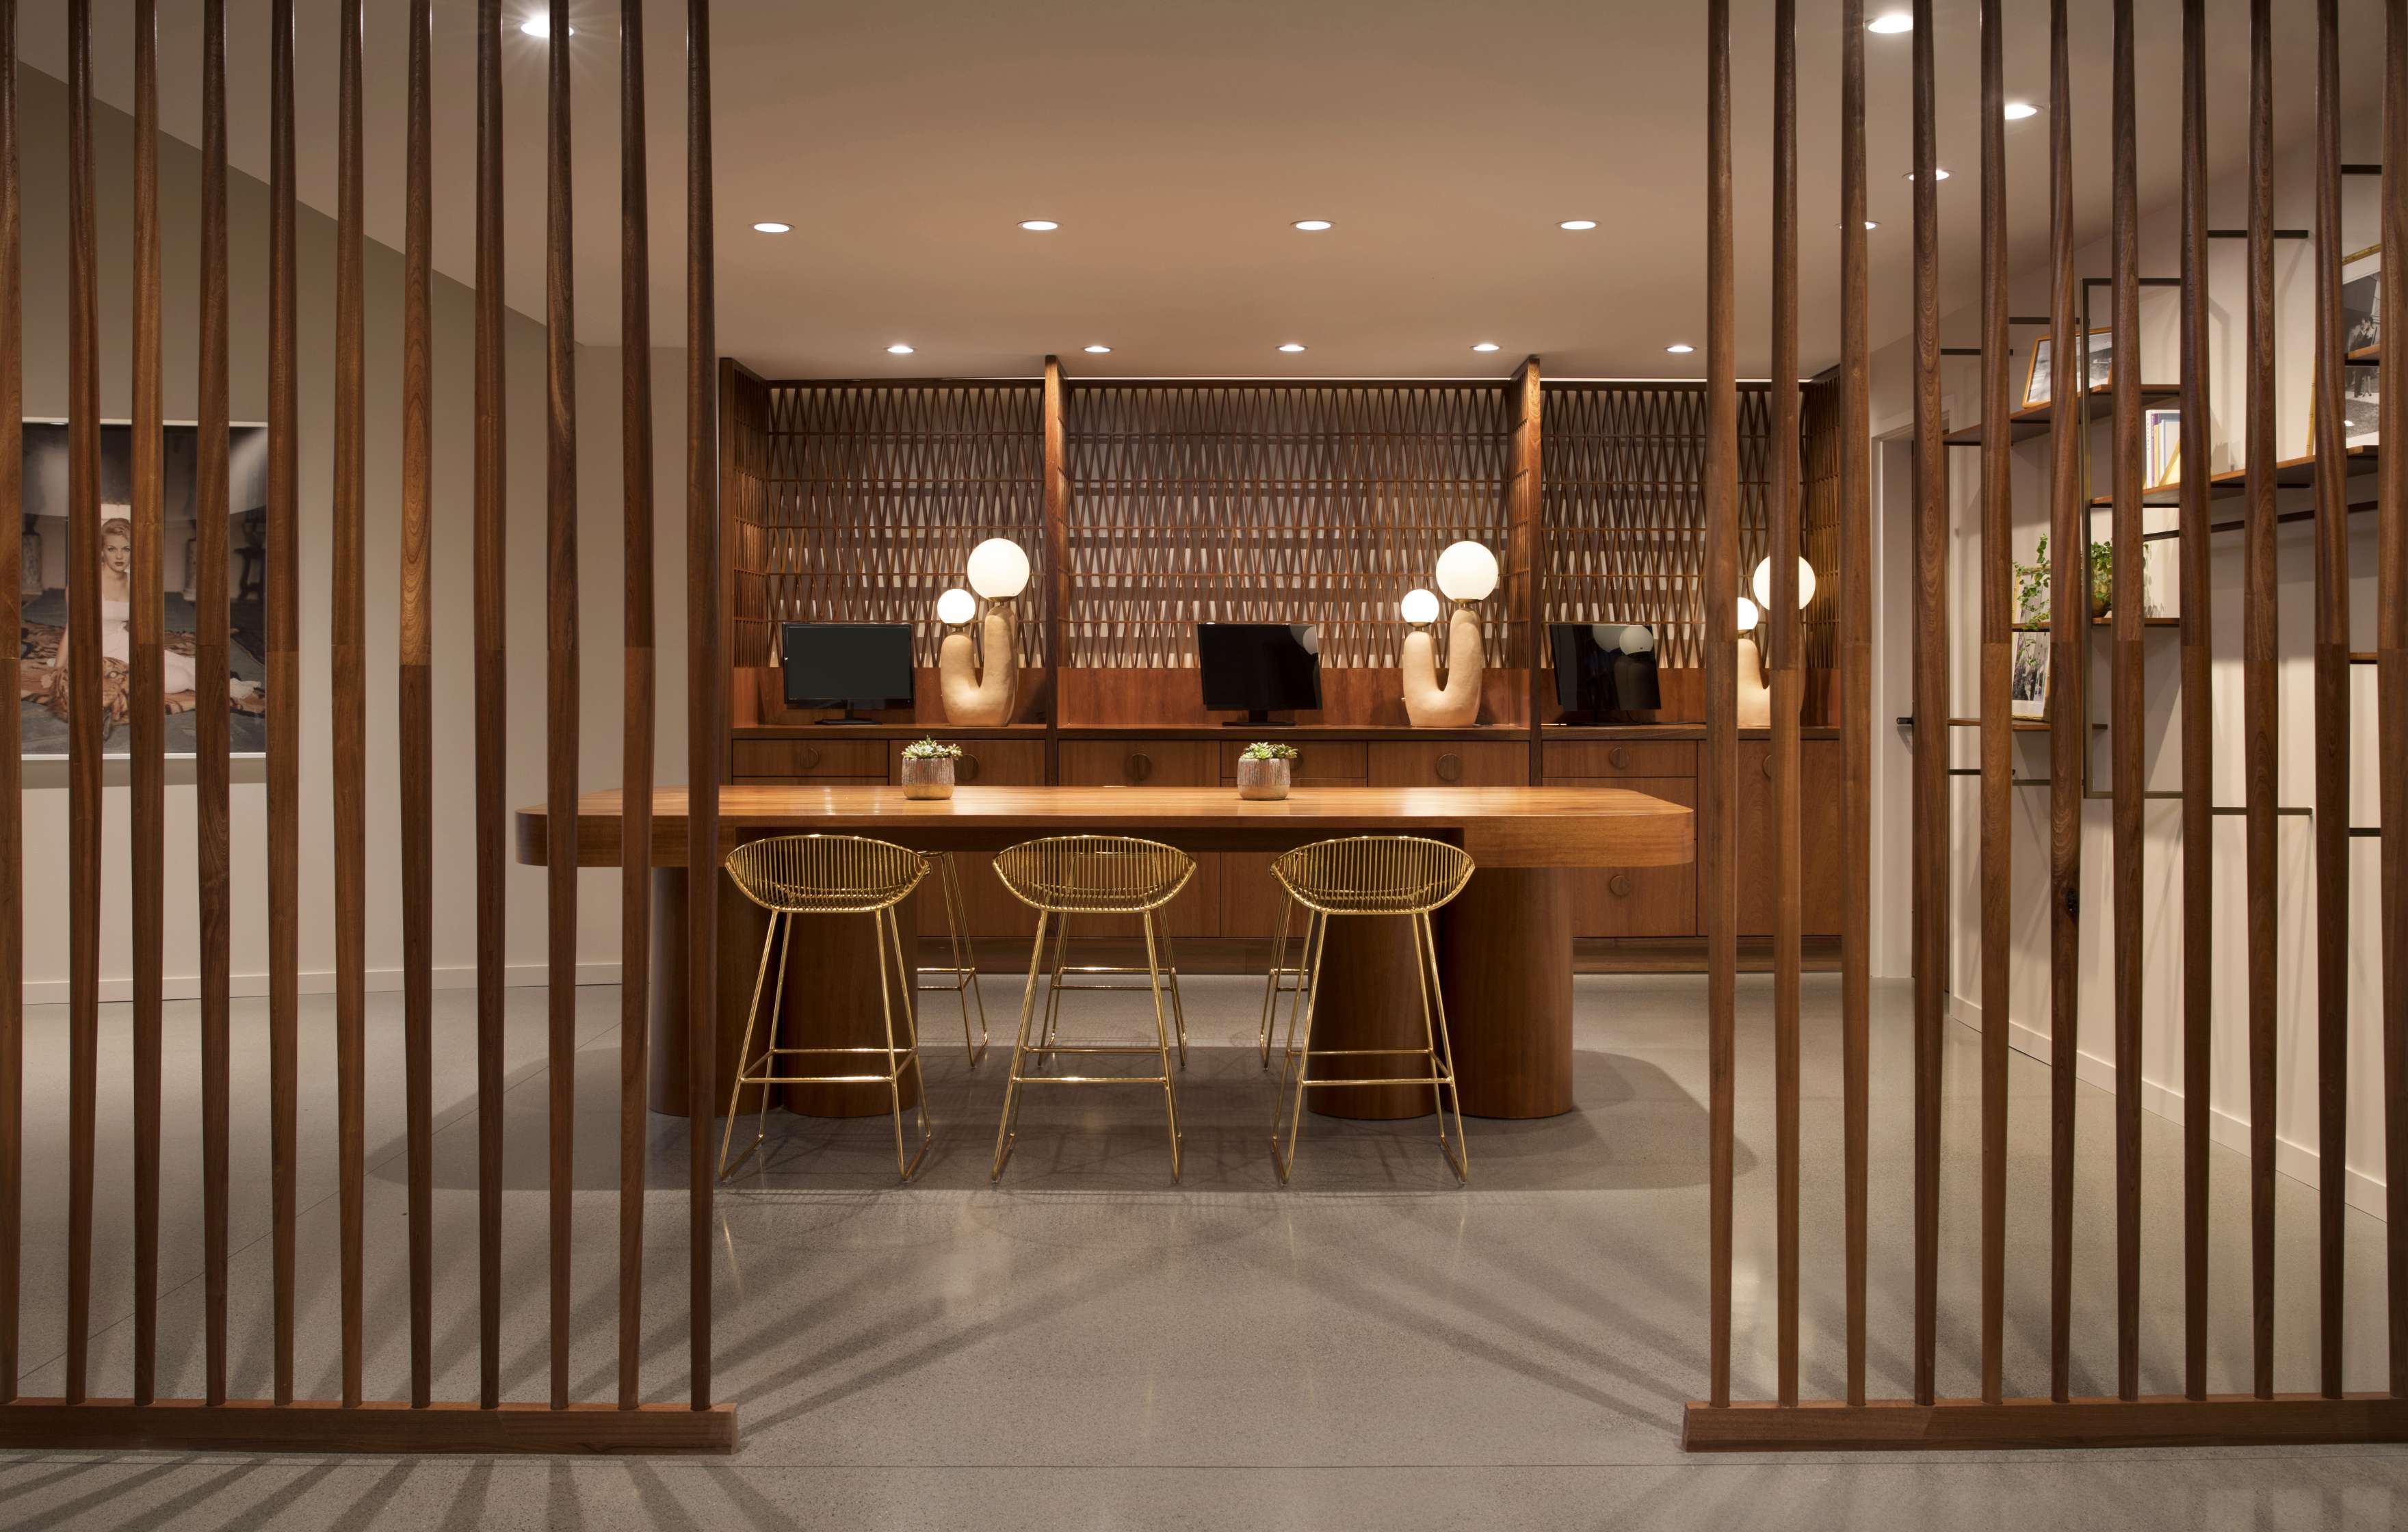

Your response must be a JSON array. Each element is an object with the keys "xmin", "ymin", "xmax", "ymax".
[
  {"xmin": 722, "ymin": 833, "xmax": 929, "ymax": 914},
  {"xmin": 1271, "ymin": 835, "xmax": 1474, "ymax": 916},
  {"xmin": 993, "ymin": 834, "xmax": 1196, "ymax": 914}
]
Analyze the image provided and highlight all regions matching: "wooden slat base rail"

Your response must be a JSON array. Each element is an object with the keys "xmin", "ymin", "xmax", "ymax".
[
  {"xmin": 1684, "ymin": 1395, "xmax": 2408, "ymax": 1453},
  {"xmin": 0, "ymin": 1399, "xmax": 736, "ymax": 1455}
]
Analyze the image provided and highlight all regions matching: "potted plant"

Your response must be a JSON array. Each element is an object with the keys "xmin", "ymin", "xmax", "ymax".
[
  {"xmin": 2015, "ymin": 533, "xmax": 2115, "ymax": 624},
  {"xmin": 899, "ymin": 737, "xmax": 962, "ymax": 800},
  {"xmin": 1236, "ymin": 741, "xmax": 1298, "ymax": 800}
]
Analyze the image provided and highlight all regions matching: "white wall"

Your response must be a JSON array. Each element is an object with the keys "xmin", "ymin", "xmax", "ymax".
[
  {"xmin": 1868, "ymin": 126, "xmax": 2390, "ymax": 1217},
  {"xmin": 14, "ymin": 62, "xmax": 692, "ymax": 1001}
]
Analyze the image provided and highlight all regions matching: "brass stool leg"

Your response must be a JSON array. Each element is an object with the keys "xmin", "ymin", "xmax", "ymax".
[
  {"xmin": 1140, "ymin": 910, "xmax": 1183, "ymax": 1181},
  {"xmin": 886, "ymin": 904, "xmax": 938, "ymax": 1166},
  {"xmin": 718, "ymin": 909, "xmax": 791, "ymax": 1182},
  {"xmin": 923, "ymin": 852, "xmax": 988, "ymax": 1066},
  {"xmin": 1157, "ymin": 925, "xmax": 1189, "ymax": 1068},
  {"xmin": 875, "ymin": 906, "xmax": 933, "ymax": 1181},
  {"xmin": 1038, "ymin": 912, "xmax": 1073, "ymax": 1053},
  {"xmin": 991, "ymin": 910, "xmax": 1052, "ymax": 1181},
  {"xmin": 1257, "ymin": 893, "xmax": 1294, "ymax": 1069},
  {"xmin": 1272, "ymin": 909, "xmax": 1329, "ymax": 1184},
  {"xmin": 1415, "ymin": 910, "xmax": 1468, "ymax": 1183}
]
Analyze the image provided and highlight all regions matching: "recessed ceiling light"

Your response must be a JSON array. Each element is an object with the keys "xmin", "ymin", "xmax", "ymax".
[
  {"xmin": 1277, "ymin": 343, "xmax": 1307, "ymax": 353},
  {"xmin": 1017, "ymin": 219, "xmax": 1060, "ymax": 231},
  {"xmin": 1292, "ymin": 219, "xmax": 1333, "ymax": 232},
  {"xmin": 1868, "ymin": 12, "xmax": 1913, "ymax": 32},
  {"xmin": 1083, "ymin": 344, "xmax": 1112, "ymax": 354},
  {"xmin": 2004, "ymin": 101, "xmax": 2040, "ymax": 120},
  {"xmin": 1471, "ymin": 342, "xmax": 1501, "ymax": 353},
  {"xmin": 1666, "ymin": 343, "xmax": 1695, "ymax": 355},
  {"xmin": 751, "ymin": 221, "xmax": 790, "ymax": 234},
  {"xmin": 1558, "ymin": 219, "xmax": 1598, "ymax": 231},
  {"xmin": 885, "ymin": 343, "xmax": 915, "ymax": 355},
  {"xmin": 520, "ymin": 14, "xmax": 568, "ymax": 37}
]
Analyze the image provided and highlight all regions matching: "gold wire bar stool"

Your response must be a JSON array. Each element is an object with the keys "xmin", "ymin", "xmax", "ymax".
[
  {"xmin": 914, "ymin": 851, "xmax": 990, "ymax": 1066},
  {"xmin": 989, "ymin": 835, "xmax": 1196, "ymax": 1182},
  {"xmin": 1268, "ymin": 835, "xmax": 1475, "ymax": 1185},
  {"xmin": 1255, "ymin": 890, "xmax": 1305, "ymax": 1068},
  {"xmin": 716, "ymin": 834, "xmax": 937, "ymax": 1183}
]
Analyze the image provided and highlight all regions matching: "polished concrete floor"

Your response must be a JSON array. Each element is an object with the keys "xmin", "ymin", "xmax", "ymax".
[{"xmin": 0, "ymin": 966, "xmax": 2403, "ymax": 1529}]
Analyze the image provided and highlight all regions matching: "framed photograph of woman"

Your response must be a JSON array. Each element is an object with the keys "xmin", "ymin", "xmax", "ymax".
[
  {"xmin": 2021, "ymin": 326, "xmax": 2115, "ymax": 411},
  {"xmin": 2341, "ymin": 243, "xmax": 2381, "ymax": 357},
  {"xmin": 2010, "ymin": 632, "xmax": 2050, "ymax": 720},
  {"xmin": 17, "ymin": 419, "xmax": 271, "ymax": 759}
]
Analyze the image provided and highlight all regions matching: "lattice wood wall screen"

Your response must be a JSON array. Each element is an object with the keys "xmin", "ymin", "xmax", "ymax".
[
  {"xmin": 726, "ymin": 377, "xmax": 1047, "ymax": 668},
  {"xmin": 1543, "ymin": 380, "xmax": 1836, "ymax": 672},
  {"xmin": 1060, "ymin": 382, "xmax": 1516, "ymax": 669}
]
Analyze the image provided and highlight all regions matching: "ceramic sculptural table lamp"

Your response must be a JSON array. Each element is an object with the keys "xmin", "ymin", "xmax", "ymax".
[
  {"xmin": 1735, "ymin": 555, "xmax": 1815, "ymax": 729},
  {"xmin": 1401, "ymin": 539, "xmax": 1499, "ymax": 728},
  {"xmin": 938, "ymin": 537, "xmax": 1030, "ymax": 726}
]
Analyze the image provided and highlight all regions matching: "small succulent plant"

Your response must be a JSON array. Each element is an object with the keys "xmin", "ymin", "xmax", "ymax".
[
  {"xmin": 1239, "ymin": 741, "xmax": 1298, "ymax": 762},
  {"xmin": 900, "ymin": 737, "xmax": 963, "ymax": 761}
]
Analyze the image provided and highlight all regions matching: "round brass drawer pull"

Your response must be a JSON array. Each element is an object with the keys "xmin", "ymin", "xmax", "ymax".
[
  {"xmin": 1608, "ymin": 745, "xmax": 1630, "ymax": 771},
  {"xmin": 1608, "ymin": 873, "xmax": 1634, "ymax": 899},
  {"xmin": 1435, "ymin": 753, "xmax": 1463, "ymax": 783},
  {"xmin": 800, "ymin": 745, "xmax": 822, "ymax": 771},
  {"xmin": 1763, "ymin": 755, "xmax": 1775, "ymax": 780},
  {"xmin": 1127, "ymin": 752, "xmax": 1153, "ymax": 782},
  {"xmin": 959, "ymin": 754, "xmax": 982, "ymax": 783}
]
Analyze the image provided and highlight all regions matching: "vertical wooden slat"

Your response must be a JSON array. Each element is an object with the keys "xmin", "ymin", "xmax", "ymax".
[
  {"xmin": 2310, "ymin": 0, "xmax": 2350, "ymax": 1405},
  {"xmin": 331, "ymin": 0, "xmax": 368, "ymax": 1414},
  {"xmin": 400, "ymin": 0, "xmax": 436, "ymax": 1413},
  {"xmin": 196, "ymin": 0, "xmax": 231, "ymax": 1412},
  {"xmin": 1768, "ymin": 0, "xmax": 1801, "ymax": 1414},
  {"xmin": 2179, "ymin": 0, "xmax": 2214, "ymax": 1407},
  {"xmin": 128, "ymin": 0, "xmax": 165, "ymax": 1411},
  {"xmin": 545, "ymin": 0, "xmax": 583, "ymax": 1416},
  {"xmin": 2384, "ymin": 0, "xmax": 2408, "ymax": 1405},
  {"xmin": 2244, "ymin": 0, "xmax": 2278, "ymax": 1405},
  {"xmin": 1909, "ymin": 0, "xmax": 1945, "ymax": 1412},
  {"xmin": 619, "ymin": 0, "xmax": 657, "ymax": 1412},
  {"xmin": 1515, "ymin": 355, "xmax": 1544, "ymax": 780},
  {"xmin": 1702, "ymin": 0, "xmax": 1737, "ymax": 1412},
  {"xmin": 1044, "ymin": 355, "xmax": 1068, "ymax": 774},
  {"xmin": 686, "ymin": 0, "xmax": 722, "ymax": 1413},
  {"xmin": 1976, "ymin": 0, "xmax": 2012, "ymax": 1410},
  {"xmin": 2045, "ymin": 0, "xmax": 2082, "ymax": 1406},
  {"xmin": 1837, "ymin": 0, "xmax": 1871, "ymax": 1412},
  {"xmin": 266, "ymin": 0, "xmax": 302, "ymax": 1411},
  {"xmin": 474, "ymin": 0, "xmax": 508, "ymax": 1412},
  {"xmin": 62, "ymin": 0, "xmax": 100, "ymax": 1410},
  {"xmin": 2109, "ymin": 0, "xmax": 2143, "ymax": 1407},
  {"xmin": 0, "ymin": 0, "xmax": 19, "ymax": 1411}
]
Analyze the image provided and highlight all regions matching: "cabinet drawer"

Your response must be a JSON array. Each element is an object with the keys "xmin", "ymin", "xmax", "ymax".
[
  {"xmin": 1543, "ymin": 740, "xmax": 1696, "ymax": 780},
  {"xmin": 1216, "ymin": 739, "xmax": 1367, "ymax": 783},
  {"xmin": 1059, "ymin": 739, "xmax": 1218, "ymax": 788},
  {"xmin": 885, "ymin": 737, "xmax": 1048, "ymax": 787},
  {"xmin": 1560, "ymin": 777, "xmax": 1699, "ymax": 938},
  {"xmin": 1367, "ymin": 740, "xmax": 1528, "ymax": 788},
  {"xmin": 731, "ymin": 739, "xmax": 889, "ymax": 780}
]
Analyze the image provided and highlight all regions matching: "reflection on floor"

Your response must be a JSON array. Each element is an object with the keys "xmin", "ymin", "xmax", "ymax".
[{"xmin": 0, "ymin": 973, "xmax": 2400, "ymax": 1530}]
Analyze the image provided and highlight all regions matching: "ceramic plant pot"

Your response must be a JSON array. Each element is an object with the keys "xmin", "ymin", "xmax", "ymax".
[
  {"xmin": 1235, "ymin": 757, "xmax": 1292, "ymax": 801},
  {"xmin": 900, "ymin": 756, "xmax": 956, "ymax": 800}
]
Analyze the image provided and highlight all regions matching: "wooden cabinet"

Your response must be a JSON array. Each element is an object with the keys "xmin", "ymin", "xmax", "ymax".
[
  {"xmin": 1057, "ymin": 738, "xmax": 1221, "ymax": 936},
  {"xmin": 729, "ymin": 737, "xmax": 887, "ymax": 782},
  {"xmin": 888, "ymin": 739, "xmax": 1048, "ymax": 942},
  {"xmin": 1561, "ymin": 776, "xmax": 1699, "ymax": 937},
  {"xmin": 1542, "ymin": 740, "xmax": 1697, "ymax": 780},
  {"xmin": 1367, "ymin": 739, "xmax": 1529, "ymax": 788},
  {"xmin": 1731, "ymin": 738, "xmax": 1844, "ymax": 936}
]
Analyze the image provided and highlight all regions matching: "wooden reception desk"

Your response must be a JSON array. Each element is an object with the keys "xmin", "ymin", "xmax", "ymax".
[{"xmin": 518, "ymin": 784, "xmax": 1694, "ymax": 1121}]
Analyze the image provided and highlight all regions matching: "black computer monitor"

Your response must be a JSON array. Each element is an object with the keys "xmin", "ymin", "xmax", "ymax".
[
  {"xmin": 782, "ymin": 622, "xmax": 915, "ymax": 724},
  {"xmin": 1195, "ymin": 623, "xmax": 1322, "ymax": 726},
  {"xmin": 1551, "ymin": 622, "xmax": 1662, "ymax": 721}
]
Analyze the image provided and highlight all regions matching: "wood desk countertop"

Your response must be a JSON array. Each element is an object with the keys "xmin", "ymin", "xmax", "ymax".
[{"xmin": 516, "ymin": 784, "xmax": 1695, "ymax": 872}]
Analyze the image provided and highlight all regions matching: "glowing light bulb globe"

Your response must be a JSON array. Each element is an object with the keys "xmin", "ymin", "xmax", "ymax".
[
  {"xmin": 1399, "ymin": 587, "xmax": 1441, "ymax": 626},
  {"xmin": 935, "ymin": 587, "xmax": 977, "ymax": 626},
  {"xmin": 1736, "ymin": 596, "xmax": 1762, "ymax": 633},
  {"xmin": 965, "ymin": 538, "xmax": 1031, "ymax": 600},
  {"xmin": 1751, "ymin": 555, "xmax": 1817, "ymax": 611},
  {"xmin": 1433, "ymin": 540, "xmax": 1500, "ymax": 603}
]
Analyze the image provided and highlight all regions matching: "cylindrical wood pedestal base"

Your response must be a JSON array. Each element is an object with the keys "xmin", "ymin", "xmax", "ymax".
[
  {"xmin": 1303, "ymin": 916, "xmax": 1435, "ymax": 1121},
  {"xmin": 647, "ymin": 865, "xmax": 920, "ymax": 1120},
  {"xmin": 1440, "ymin": 868, "xmax": 1573, "ymax": 1119}
]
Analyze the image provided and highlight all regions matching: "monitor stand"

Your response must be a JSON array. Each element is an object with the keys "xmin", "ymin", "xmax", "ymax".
[
  {"xmin": 814, "ymin": 709, "xmax": 879, "ymax": 725},
  {"xmin": 1222, "ymin": 710, "xmax": 1295, "ymax": 727}
]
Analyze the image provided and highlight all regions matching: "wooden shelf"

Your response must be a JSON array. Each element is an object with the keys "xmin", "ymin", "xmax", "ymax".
[
  {"xmin": 1544, "ymin": 723, "xmax": 1842, "ymax": 741},
  {"xmin": 2351, "ymin": 342, "xmax": 2381, "ymax": 365},
  {"xmin": 1900, "ymin": 715, "xmax": 2106, "ymax": 733},
  {"xmin": 735, "ymin": 722, "xmax": 1049, "ymax": 741},
  {"xmin": 2009, "ymin": 618, "xmax": 2180, "ymax": 631},
  {"xmin": 2086, "ymin": 443, "xmax": 2381, "ymax": 507},
  {"xmin": 1944, "ymin": 382, "xmax": 2181, "ymax": 447}
]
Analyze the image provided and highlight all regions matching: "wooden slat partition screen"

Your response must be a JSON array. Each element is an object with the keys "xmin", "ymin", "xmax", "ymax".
[
  {"xmin": 1686, "ymin": 0, "xmax": 2408, "ymax": 1455},
  {"xmin": 0, "ymin": 0, "xmax": 732, "ymax": 1455}
]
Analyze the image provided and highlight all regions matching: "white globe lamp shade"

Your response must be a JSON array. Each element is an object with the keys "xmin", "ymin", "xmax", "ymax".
[
  {"xmin": 935, "ymin": 587, "xmax": 977, "ymax": 626},
  {"xmin": 965, "ymin": 538, "xmax": 1031, "ymax": 600},
  {"xmin": 1751, "ymin": 555, "xmax": 1817, "ymax": 611},
  {"xmin": 1399, "ymin": 587, "xmax": 1441, "ymax": 626},
  {"xmin": 1736, "ymin": 596, "xmax": 1762, "ymax": 633},
  {"xmin": 1433, "ymin": 540, "xmax": 1500, "ymax": 603}
]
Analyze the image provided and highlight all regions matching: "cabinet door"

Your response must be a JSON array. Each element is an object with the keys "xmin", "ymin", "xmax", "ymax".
[
  {"xmin": 1365, "ymin": 740, "xmax": 1530, "ymax": 788},
  {"xmin": 1561, "ymin": 776, "xmax": 1699, "ymax": 938},
  {"xmin": 729, "ymin": 737, "xmax": 888, "ymax": 780},
  {"xmin": 1731, "ymin": 738, "xmax": 1843, "ymax": 936},
  {"xmin": 1054, "ymin": 739, "xmax": 1220, "ymax": 937},
  {"xmin": 891, "ymin": 739, "xmax": 1048, "ymax": 942}
]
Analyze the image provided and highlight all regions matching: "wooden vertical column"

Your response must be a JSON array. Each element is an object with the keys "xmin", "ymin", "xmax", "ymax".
[
  {"xmin": 62, "ymin": 0, "xmax": 99, "ymax": 1410},
  {"xmin": 400, "ymin": 0, "xmax": 436, "ymax": 1413},
  {"xmin": 128, "ymin": 0, "xmax": 165, "ymax": 1411},
  {"xmin": 619, "ymin": 0, "xmax": 657, "ymax": 1413},
  {"xmin": 1976, "ymin": 0, "xmax": 2011, "ymax": 1410},
  {"xmin": 0, "ymin": 0, "xmax": 19, "ymax": 1412},
  {"xmin": 686, "ymin": 0, "xmax": 722, "ymax": 1413},
  {"xmin": 265, "ymin": 0, "xmax": 301, "ymax": 1409},
  {"xmin": 545, "ymin": 0, "xmax": 582, "ymax": 1416},
  {"xmin": 1907, "ymin": 0, "xmax": 1945, "ymax": 1412},
  {"xmin": 2310, "ymin": 0, "xmax": 2350, "ymax": 1405},
  {"xmin": 1043, "ymin": 355, "xmax": 1068, "ymax": 771},
  {"xmin": 473, "ymin": 0, "xmax": 508, "ymax": 1412},
  {"xmin": 331, "ymin": 0, "xmax": 368, "ymax": 1413},
  {"xmin": 195, "ymin": 0, "xmax": 231, "ymax": 1412},
  {"xmin": 2244, "ymin": 0, "xmax": 2278, "ymax": 1404},
  {"xmin": 1513, "ymin": 354, "xmax": 1544, "ymax": 780},
  {"xmin": 2380, "ymin": 0, "xmax": 2407, "ymax": 1403},
  {"xmin": 1767, "ymin": 0, "xmax": 1801, "ymax": 1413},
  {"xmin": 2108, "ymin": 0, "xmax": 2143, "ymax": 1406},
  {"xmin": 2177, "ymin": 0, "xmax": 2214, "ymax": 1406},
  {"xmin": 1837, "ymin": 0, "xmax": 1872, "ymax": 1412},
  {"xmin": 1701, "ymin": 0, "xmax": 1738, "ymax": 1413},
  {"xmin": 2044, "ymin": 0, "xmax": 2082, "ymax": 1405}
]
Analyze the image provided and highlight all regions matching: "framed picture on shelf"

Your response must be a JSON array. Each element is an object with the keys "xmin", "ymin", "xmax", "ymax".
[
  {"xmin": 2021, "ymin": 326, "xmax": 2115, "ymax": 411},
  {"xmin": 2010, "ymin": 632, "xmax": 2049, "ymax": 720},
  {"xmin": 2341, "ymin": 243, "xmax": 2381, "ymax": 357},
  {"xmin": 2145, "ymin": 405, "xmax": 2182, "ymax": 489}
]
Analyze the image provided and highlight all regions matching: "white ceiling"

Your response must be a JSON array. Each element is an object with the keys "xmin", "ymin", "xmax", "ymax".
[{"xmin": 18, "ymin": 0, "xmax": 2393, "ymax": 380}]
